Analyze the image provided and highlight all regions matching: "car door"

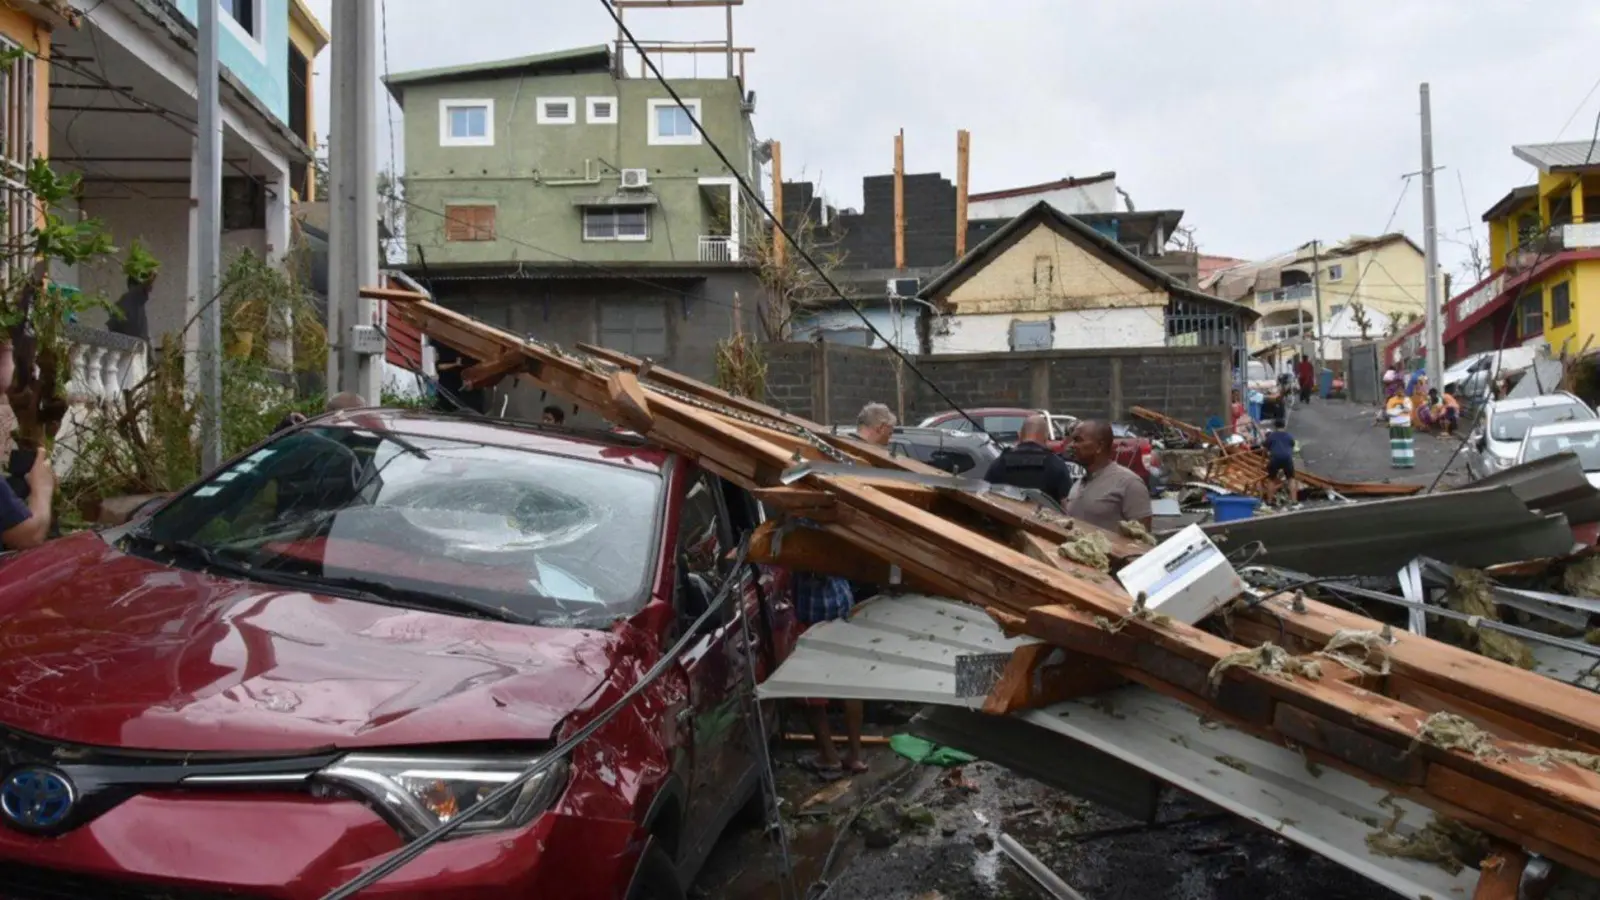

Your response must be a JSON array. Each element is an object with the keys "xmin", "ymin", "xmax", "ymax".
[{"xmin": 670, "ymin": 468, "xmax": 755, "ymax": 865}]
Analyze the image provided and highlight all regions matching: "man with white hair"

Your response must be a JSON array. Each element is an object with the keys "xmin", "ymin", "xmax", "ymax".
[{"xmin": 856, "ymin": 402, "xmax": 896, "ymax": 446}]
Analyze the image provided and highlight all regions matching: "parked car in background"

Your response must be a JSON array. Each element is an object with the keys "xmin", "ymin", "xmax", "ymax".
[
  {"xmin": 1468, "ymin": 392, "xmax": 1595, "ymax": 479},
  {"xmin": 834, "ymin": 425, "xmax": 1003, "ymax": 476},
  {"xmin": 0, "ymin": 410, "xmax": 793, "ymax": 900},
  {"xmin": 1516, "ymin": 420, "xmax": 1600, "ymax": 488},
  {"xmin": 918, "ymin": 407, "xmax": 1049, "ymax": 448},
  {"xmin": 1048, "ymin": 414, "xmax": 1165, "ymax": 492}
]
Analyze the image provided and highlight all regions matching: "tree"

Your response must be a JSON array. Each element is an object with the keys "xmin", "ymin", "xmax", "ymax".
[
  {"xmin": 1351, "ymin": 301, "xmax": 1374, "ymax": 340},
  {"xmin": 377, "ymin": 169, "xmax": 406, "ymax": 264},
  {"xmin": 749, "ymin": 212, "xmax": 849, "ymax": 342}
]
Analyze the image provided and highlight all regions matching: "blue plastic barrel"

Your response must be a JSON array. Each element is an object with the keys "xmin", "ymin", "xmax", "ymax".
[
  {"xmin": 1319, "ymin": 368, "xmax": 1334, "ymax": 398},
  {"xmin": 1209, "ymin": 494, "xmax": 1260, "ymax": 522}
]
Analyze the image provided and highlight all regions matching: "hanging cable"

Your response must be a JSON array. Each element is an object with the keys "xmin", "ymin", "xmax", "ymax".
[{"xmin": 597, "ymin": 0, "xmax": 983, "ymax": 433}]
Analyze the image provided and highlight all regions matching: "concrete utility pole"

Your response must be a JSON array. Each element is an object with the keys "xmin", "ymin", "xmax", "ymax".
[
  {"xmin": 196, "ymin": 0, "xmax": 223, "ymax": 472},
  {"xmin": 1311, "ymin": 239, "xmax": 1324, "ymax": 369},
  {"xmin": 1420, "ymin": 82, "xmax": 1444, "ymax": 388},
  {"xmin": 328, "ymin": 0, "xmax": 383, "ymax": 402}
]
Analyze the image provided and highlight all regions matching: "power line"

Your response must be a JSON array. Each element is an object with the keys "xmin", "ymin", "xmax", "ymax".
[{"xmin": 596, "ymin": 0, "xmax": 980, "ymax": 431}]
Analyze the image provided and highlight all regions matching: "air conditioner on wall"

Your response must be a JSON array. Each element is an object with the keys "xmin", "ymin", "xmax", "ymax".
[
  {"xmin": 886, "ymin": 277, "xmax": 920, "ymax": 298},
  {"xmin": 621, "ymin": 168, "xmax": 651, "ymax": 189}
]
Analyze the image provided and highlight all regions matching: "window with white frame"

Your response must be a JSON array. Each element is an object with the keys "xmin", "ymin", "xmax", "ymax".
[
  {"xmin": 439, "ymin": 100, "xmax": 493, "ymax": 147},
  {"xmin": 221, "ymin": 0, "xmax": 259, "ymax": 38},
  {"xmin": 1327, "ymin": 263, "xmax": 1344, "ymax": 281},
  {"xmin": 599, "ymin": 300, "xmax": 668, "ymax": 358},
  {"xmin": 648, "ymin": 98, "xmax": 701, "ymax": 146},
  {"xmin": 584, "ymin": 207, "xmax": 650, "ymax": 241},
  {"xmin": 586, "ymin": 96, "xmax": 618, "ymax": 125},
  {"xmin": 537, "ymin": 97, "xmax": 576, "ymax": 125},
  {"xmin": 0, "ymin": 39, "xmax": 34, "ymax": 295}
]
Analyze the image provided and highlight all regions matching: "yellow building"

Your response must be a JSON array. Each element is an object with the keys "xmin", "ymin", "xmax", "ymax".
[
  {"xmin": 1388, "ymin": 142, "xmax": 1600, "ymax": 369},
  {"xmin": 288, "ymin": 0, "xmax": 330, "ymax": 200},
  {"xmin": 1205, "ymin": 234, "xmax": 1427, "ymax": 358}
]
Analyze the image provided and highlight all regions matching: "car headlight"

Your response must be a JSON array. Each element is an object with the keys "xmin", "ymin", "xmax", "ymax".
[{"xmin": 317, "ymin": 754, "xmax": 569, "ymax": 839}]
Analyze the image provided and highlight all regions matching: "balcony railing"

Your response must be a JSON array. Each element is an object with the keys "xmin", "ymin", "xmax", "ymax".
[
  {"xmin": 54, "ymin": 324, "xmax": 150, "ymax": 479},
  {"xmin": 1253, "ymin": 283, "xmax": 1315, "ymax": 306},
  {"xmin": 1258, "ymin": 324, "xmax": 1309, "ymax": 344},
  {"xmin": 698, "ymin": 235, "xmax": 735, "ymax": 263}
]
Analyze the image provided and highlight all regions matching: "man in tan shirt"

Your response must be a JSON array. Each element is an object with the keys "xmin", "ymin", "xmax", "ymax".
[{"xmin": 1065, "ymin": 420, "xmax": 1153, "ymax": 532}]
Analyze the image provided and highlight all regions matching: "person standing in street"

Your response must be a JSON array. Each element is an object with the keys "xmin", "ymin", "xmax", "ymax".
[
  {"xmin": 1295, "ymin": 355, "xmax": 1316, "ymax": 405},
  {"xmin": 790, "ymin": 566, "xmax": 867, "ymax": 780},
  {"xmin": 1262, "ymin": 426, "xmax": 1297, "ymax": 504},
  {"xmin": 1065, "ymin": 420, "xmax": 1153, "ymax": 532},
  {"xmin": 1386, "ymin": 388, "xmax": 1416, "ymax": 469},
  {"xmin": 855, "ymin": 402, "xmax": 896, "ymax": 446},
  {"xmin": 984, "ymin": 414, "xmax": 1075, "ymax": 505}
]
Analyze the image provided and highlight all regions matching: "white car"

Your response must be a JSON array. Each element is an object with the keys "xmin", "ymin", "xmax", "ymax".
[
  {"xmin": 1516, "ymin": 420, "xmax": 1600, "ymax": 487},
  {"xmin": 1468, "ymin": 392, "xmax": 1595, "ymax": 479}
]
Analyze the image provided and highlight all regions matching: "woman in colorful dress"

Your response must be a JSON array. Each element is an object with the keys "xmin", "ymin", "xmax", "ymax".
[{"xmin": 1386, "ymin": 388, "xmax": 1415, "ymax": 469}]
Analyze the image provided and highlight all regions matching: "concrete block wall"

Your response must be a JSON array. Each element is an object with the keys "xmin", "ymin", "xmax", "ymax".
[{"xmin": 764, "ymin": 343, "xmax": 1230, "ymax": 427}]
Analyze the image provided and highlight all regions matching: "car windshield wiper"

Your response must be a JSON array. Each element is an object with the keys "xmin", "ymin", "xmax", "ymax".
[
  {"xmin": 122, "ymin": 533, "xmax": 260, "ymax": 579},
  {"xmin": 266, "ymin": 570, "xmax": 534, "ymax": 625}
]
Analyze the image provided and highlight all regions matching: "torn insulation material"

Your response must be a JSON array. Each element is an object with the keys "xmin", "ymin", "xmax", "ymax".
[
  {"xmin": 1316, "ymin": 629, "xmax": 1393, "ymax": 677},
  {"xmin": 1119, "ymin": 519, "xmax": 1158, "ymax": 547},
  {"xmin": 1207, "ymin": 643, "xmax": 1322, "ymax": 689},
  {"xmin": 1058, "ymin": 531, "xmax": 1113, "ymax": 572},
  {"xmin": 1365, "ymin": 814, "xmax": 1490, "ymax": 877},
  {"xmin": 1413, "ymin": 712, "xmax": 1505, "ymax": 761},
  {"xmin": 1524, "ymin": 747, "xmax": 1600, "ymax": 773},
  {"xmin": 1443, "ymin": 569, "xmax": 1535, "ymax": 670},
  {"xmin": 1563, "ymin": 555, "xmax": 1600, "ymax": 597}
]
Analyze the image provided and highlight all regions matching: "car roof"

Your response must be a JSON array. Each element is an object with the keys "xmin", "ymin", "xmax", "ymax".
[
  {"xmin": 835, "ymin": 425, "xmax": 998, "ymax": 449},
  {"xmin": 925, "ymin": 407, "xmax": 1042, "ymax": 420},
  {"xmin": 1490, "ymin": 393, "xmax": 1589, "ymax": 414},
  {"xmin": 1524, "ymin": 420, "xmax": 1600, "ymax": 438},
  {"xmin": 314, "ymin": 408, "xmax": 671, "ymax": 472}
]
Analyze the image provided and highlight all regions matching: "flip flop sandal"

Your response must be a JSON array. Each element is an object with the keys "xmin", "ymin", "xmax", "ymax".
[{"xmin": 796, "ymin": 755, "xmax": 844, "ymax": 782}]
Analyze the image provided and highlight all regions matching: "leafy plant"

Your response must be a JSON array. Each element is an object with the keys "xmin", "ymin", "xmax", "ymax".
[{"xmin": 123, "ymin": 239, "xmax": 161, "ymax": 284}]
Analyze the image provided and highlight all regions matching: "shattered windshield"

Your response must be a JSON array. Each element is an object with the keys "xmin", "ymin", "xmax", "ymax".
[
  {"xmin": 134, "ymin": 427, "xmax": 663, "ymax": 627},
  {"xmin": 1522, "ymin": 429, "xmax": 1600, "ymax": 471},
  {"xmin": 1491, "ymin": 402, "xmax": 1594, "ymax": 442}
]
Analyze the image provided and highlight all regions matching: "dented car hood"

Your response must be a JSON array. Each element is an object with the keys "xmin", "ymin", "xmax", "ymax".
[{"xmin": 0, "ymin": 534, "xmax": 621, "ymax": 753}]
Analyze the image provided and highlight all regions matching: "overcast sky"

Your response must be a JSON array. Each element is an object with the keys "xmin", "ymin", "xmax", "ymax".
[{"xmin": 303, "ymin": 0, "xmax": 1600, "ymax": 283}]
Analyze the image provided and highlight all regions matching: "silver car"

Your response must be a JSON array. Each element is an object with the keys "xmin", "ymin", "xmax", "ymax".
[
  {"xmin": 1467, "ymin": 392, "xmax": 1595, "ymax": 479},
  {"xmin": 1517, "ymin": 419, "xmax": 1600, "ymax": 488}
]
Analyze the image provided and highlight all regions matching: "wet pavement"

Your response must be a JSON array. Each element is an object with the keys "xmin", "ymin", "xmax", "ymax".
[{"xmin": 695, "ymin": 401, "xmax": 1472, "ymax": 900}]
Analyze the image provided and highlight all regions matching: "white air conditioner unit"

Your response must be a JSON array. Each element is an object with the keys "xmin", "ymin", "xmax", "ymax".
[
  {"xmin": 620, "ymin": 168, "xmax": 651, "ymax": 190},
  {"xmin": 886, "ymin": 277, "xmax": 920, "ymax": 298}
]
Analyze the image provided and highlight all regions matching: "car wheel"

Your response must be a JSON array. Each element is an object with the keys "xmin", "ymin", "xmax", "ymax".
[{"xmin": 627, "ymin": 842, "xmax": 686, "ymax": 900}]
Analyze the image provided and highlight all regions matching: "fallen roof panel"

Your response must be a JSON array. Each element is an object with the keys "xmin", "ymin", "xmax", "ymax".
[
  {"xmin": 768, "ymin": 594, "xmax": 1477, "ymax": 900},
  {"xmin": 1458, "ymin": 451, "xmax": 1600, "ymax": 526},
  {"xmin": 1202, "ymin": 485, "xmax": 1575, "ymax": 575}
]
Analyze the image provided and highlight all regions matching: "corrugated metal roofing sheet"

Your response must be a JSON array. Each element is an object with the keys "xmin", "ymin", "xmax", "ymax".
[
  {"xmin": 760, "ymin": 595, "xmax": 1476, "ymax": 900},
  {"xmin": 1514, "ymin": 141, "xmax": 1600, "ymax": 173}
]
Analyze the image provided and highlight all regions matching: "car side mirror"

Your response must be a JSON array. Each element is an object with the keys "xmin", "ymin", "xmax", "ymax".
[{"xmin": 678, "ymin": 568, "xmax": 721, "ymax": 636}]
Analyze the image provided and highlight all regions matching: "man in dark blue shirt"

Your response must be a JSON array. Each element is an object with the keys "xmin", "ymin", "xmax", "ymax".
[
  {"xmin": 1, "ymin": 453, "xmax": 54, "ymax": 550},
  {"xmin": 1262, "ymin": 428, "xmax": 1297, "ymax": 504}
]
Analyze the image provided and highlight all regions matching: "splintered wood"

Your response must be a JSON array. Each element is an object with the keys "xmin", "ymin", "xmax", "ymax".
[{"xmin": 382, "ymin": 288, "xmax": 1600, "ymax": 877}]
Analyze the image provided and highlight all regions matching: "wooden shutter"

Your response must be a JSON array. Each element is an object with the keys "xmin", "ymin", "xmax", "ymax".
[{"xmin": 445, "ymin": 205, "xmax": 495, "ymax": 242}]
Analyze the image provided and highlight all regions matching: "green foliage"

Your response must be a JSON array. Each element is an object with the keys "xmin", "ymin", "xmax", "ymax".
[{"xmin": 123, "ymin": 239, "xmax": 161, "ymax": 284}]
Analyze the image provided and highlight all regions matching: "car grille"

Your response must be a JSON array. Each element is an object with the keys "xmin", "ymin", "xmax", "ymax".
[{"xmin": 0, "ymin": 863, "xmax": 267, "ymax": 900}]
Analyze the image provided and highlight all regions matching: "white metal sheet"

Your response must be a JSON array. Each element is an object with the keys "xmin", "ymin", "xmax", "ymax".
[{"xmin": 760, "ymin": 594, "xmax": 1478, "ymax": 899}]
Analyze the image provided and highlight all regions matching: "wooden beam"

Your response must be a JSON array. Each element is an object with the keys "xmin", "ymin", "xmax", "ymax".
[
  {"xmin": 606, "ymin": 370, "xmax": 654, "ymax": 432},
  {"xmin": 1472, "ymin": 848, "xmax": 1526, "ymax": 900},
  {"xmin": 955, "ymin": 129, "xmax": 970, "ymax": 257},
  {"xmin": 360, "ymin": 285, "xmax": 429, "ymax": 303},
  {"xmin": 894, "ymin": 128, "xmax": 905, "ymax": 270},
  {"xmin": 982, "ymin": 643, "xmax": 1125, "ymax": 715},
  {"xmin": 461, "ymin": 350, "xmax": 533, "ymax": 389}
]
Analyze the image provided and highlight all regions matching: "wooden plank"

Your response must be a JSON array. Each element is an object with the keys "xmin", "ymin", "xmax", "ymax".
[
  {"xmin": 1472, "ymin": 848, "xmax": 1526, "ymax": 900},
  {"xmin": 360, "ymin": 285, "xmax": 430, "ymax": 303},
  {"xmin": 606, "ymin": 370, "xmax": 654, "ymax": 432},
  {"xmin": 1238, "ymin": 598, "xmax": 1600, "ymax": 753},
  {"xmin": 981, "ymin": 644, "xmax": 1124, "ymax": 715},
  {"xmin": 1429, "ymin": 765, "xmax": 1600, "ymax": 878},
  {"xmin": 748, "ymin": 520, "xmax": 945, "ymax": 595},
  {"xmin": 462, "ymin": 350, "xmax": 533, "ymax": 389}
]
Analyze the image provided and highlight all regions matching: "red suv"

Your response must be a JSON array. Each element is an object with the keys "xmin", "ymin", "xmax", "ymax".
[
  {"xmin": 0, "ymin": 410, "xmax": 795, "ymax": 899},
  {"xmin": 919, "ymin": 407, "xmax": 1164, "ymax": 490}
]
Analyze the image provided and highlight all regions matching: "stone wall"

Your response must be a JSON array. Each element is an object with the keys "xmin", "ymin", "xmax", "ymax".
[{"xmin": 766, "ymin": 343, "xmax": 1231, "ymax": 427}]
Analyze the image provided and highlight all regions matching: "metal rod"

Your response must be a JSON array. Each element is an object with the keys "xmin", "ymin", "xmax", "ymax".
[
  {"xmin": 997, "ymin": 833, "xmax": 1089, "ymax": 900},
  {"xmin": 196, "ymin": 0, "xmax": 223, "ymax": 472}
]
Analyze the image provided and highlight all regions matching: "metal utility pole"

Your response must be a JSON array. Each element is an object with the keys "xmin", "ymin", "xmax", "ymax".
[
  {"xmin": 328, "ymin": 0, "xmax": 383, "ymax": 401},
  {"xmin": 196, "ymin": 0, "xmax": 223, "ymax": 472},
  {"xmin": 1420, "ymin": 82, "xmax": 1444, "ymax": 388},
  {"xmin": 1311, "ymin": 239, "xmax": 1324, "ymax": 369}
]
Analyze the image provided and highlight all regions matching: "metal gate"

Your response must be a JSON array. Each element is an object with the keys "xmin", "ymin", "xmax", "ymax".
[{"xmin": 1347, "ymin": 341, "xmax": 1381, "ymax": 405}]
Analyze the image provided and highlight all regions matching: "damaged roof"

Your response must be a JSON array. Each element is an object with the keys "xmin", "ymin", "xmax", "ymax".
[{"xmin": 384, "ymin": 45, "xmax": 613, "ymax": 102}]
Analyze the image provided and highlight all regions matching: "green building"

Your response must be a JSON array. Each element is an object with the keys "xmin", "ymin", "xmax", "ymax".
[{"xmin": 385, "ymin": 45, "xmax": 764, "ymax": 408}]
